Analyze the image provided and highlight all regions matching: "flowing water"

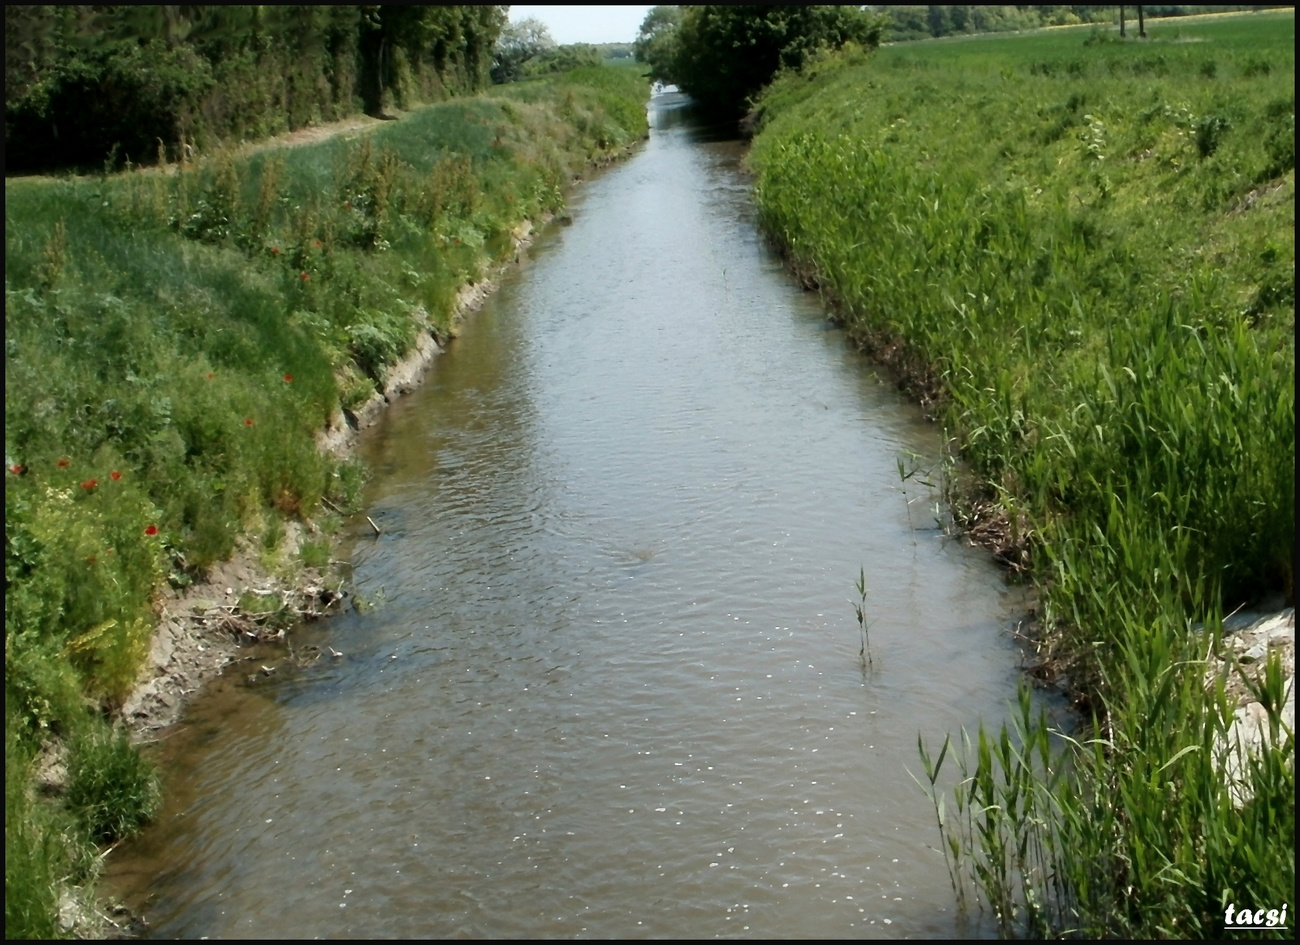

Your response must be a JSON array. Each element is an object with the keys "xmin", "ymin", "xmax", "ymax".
[{"xmin": 105, "ymin": 93, "xmax": 1032, "ymax": 938}]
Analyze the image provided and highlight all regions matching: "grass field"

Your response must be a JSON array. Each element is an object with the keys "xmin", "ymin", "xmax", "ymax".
[
  {"xmin": 750, "ymin": 10, "xmax": 1293, "ymax": 937},
  {"xmin": 4, "ymin": 63, "xmax": 648, "ymax": 938}
]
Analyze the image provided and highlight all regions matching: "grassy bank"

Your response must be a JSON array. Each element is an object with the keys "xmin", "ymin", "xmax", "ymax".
[
  {"xmin": 749, "ymin": 11, "xmax": 1293, "ymax": 937},
  {"xmin": 4, "ymin": 62, "xmax": 648, "ymax": 938}
]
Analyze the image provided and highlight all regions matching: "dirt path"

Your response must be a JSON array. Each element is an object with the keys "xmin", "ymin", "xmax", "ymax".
[{"xmin": 235, "ymin": 111, "xmax": 398, "ymax": 157}]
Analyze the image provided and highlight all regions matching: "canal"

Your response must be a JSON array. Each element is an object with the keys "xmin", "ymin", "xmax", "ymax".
[{"xmin": 105, "ymin": 92, "xmax": 1028, "ymax": 939}]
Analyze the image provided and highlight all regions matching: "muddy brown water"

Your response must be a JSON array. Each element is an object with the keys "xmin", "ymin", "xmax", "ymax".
[{"xmin": 105, "ymin": 93, "xmax": 1035, "ymax": 938}]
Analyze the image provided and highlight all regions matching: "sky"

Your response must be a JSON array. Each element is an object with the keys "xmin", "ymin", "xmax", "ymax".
[{"xmin": 508, "ymin": 5, "xmax": 654, "ymax": 45}]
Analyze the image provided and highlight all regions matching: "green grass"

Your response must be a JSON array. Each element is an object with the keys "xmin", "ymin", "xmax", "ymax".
[
  {"xmin": 5, "ymin": 63, "xmax": 648, "ymax": 938},
  {"xmin": 750, "ymin": 9, "xmax": 1294, "ymax": 936}
]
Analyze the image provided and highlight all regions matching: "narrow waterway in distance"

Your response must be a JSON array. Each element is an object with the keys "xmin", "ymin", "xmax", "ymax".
[{"xmin": 105, "ymin": 92, "xmax": 1031, "ymax": 939}]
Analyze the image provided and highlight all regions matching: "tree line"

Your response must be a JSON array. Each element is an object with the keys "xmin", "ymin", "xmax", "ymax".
[
  {"xmin": 4, "ymin": 5, "xmax": 508, "ymax": 173},
  {"xmin": 634, "ymin": 5, "xmax": 1288, "ymax": 118}
]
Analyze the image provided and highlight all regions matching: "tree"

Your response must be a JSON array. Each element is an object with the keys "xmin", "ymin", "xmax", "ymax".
[
  {"xmin": 634, "ymin": 5, "xmax": 682, "ymax": 85},
  {"xmin": 5, "ymin": 5, "xmax": 508, "ymax": 172},
  {"xmin": 358, "ymin": 5, "xmax": 506, "ymax": 114},
  {"xmin": 490, "ymin": 16, "xmax": 555, "ymax": 84},
  {"xmin": 669, "ymin": 6, "xmax": 886, "ymax": 118}
]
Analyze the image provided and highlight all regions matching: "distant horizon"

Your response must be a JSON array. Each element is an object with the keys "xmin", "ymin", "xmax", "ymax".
[{"xmin": 508, "ymin": 5, "xmax": 654, "ymax": 45}]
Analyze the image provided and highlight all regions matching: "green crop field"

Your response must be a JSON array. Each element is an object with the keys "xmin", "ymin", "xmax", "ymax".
[{"xmin": 750, "ymin": 9, "xmax": 1294, "ymax": 937}]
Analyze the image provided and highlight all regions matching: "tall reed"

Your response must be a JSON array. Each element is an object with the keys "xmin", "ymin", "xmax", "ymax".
[{"xmin": 752, "ymin": 12, "xmax": 1295, "ymax": 935}]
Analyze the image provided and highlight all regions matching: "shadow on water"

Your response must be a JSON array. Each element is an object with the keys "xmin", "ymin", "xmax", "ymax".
[{"xmin": 650, "ymin": 90, "xmax": 745, "ymax": 144}]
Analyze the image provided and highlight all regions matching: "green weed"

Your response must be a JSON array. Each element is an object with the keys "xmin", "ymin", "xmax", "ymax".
[
  {"xmin": 299, "ymin": 538, "xmax": 332, "ymax": 570},
  {"xmin": 5, "ymin": 720, "xmax": 85, "ymax": 939},
  {"xmin": 752, "ymin": 10, "xmax": 1294, "ymax": 935},
  {"xmin": 65, "ymin": 720, "xmax": 161, "ymax": 845},
  {"xmin": 6, "ymin": 63, "xmax": 648, "ymax": 937}
]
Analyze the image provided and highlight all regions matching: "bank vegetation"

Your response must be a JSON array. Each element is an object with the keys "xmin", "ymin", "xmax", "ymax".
[
  {"xmin": 748, "ymin": 9, "xmax": 1293, "ymax": 937},
  {"xmin": 5, "ymin": 44, "xmax": 649, "ymax": 935}
]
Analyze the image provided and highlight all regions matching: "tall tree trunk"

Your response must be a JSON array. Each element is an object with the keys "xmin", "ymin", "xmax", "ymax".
[
  {"xmin": 1119, "ymin": 5, "xmax": 1127, "ymax": 38},
  {"xmin": 1137, "ymin": 6, "xmax": 1146, "ymax": 39}
]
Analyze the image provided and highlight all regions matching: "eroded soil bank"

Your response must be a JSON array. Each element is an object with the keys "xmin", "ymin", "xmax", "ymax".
[{"xmin": 116, "ymin": 213, "xmax": 554, "ymax": 742}]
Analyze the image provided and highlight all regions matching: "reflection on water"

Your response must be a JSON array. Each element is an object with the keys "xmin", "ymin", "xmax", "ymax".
[{"xmin": 105, "ymin": 92, "xmax": 1027, "ymax": 939}]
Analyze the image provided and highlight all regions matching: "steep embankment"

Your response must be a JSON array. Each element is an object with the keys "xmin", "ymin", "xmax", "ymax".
[
  {"xmin": 748, "ymin": 12, "xmax": 1293, "ymax": 938},
  {"xmin": 5, "ymin": 63, "xmax": 648, "ymax": 938}
]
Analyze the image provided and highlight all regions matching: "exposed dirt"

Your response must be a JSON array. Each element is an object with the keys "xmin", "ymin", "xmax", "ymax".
[
  {"xmin": 1206, "ymin": 606, "xmax": 1295, "ymax": 807},
  {"xmin": 116, "ymin": 210, "xmax": 551, "ymax": 740},
  {"xmin": 119, "ymin": 522, "xmax": 348, "ymax": 741},
  {"xmin": 237, "ymin": 113, "xmax": 391, "ymax": 157}
]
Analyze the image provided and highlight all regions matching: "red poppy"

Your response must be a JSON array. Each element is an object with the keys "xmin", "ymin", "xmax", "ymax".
[
  {"xmin": 207, "ymin": 372, "xmax": 216, "ymax": 380},
  {"xmin": 244, "ymin": 418, "xmax": 255, "ymax": 426},
  {"xmin": 300, "ymin": 272, "xmax": 310, "ymax": 282},
  {"xmin": 87, "ymin": 555, "xmax": 97, "ymax": 564},
  {"xmin": 271, "ymin": 247, "xmax": 280, "ymax": 256},
  {"xmin": 314, "ymin": 240, "xmax": 323, "ymax": 248},
  {"xmin": 57, "ymin": 458, "xmax": 71, "ymax": 468},
  {"xmin": 283, "ymin": 373, "xmax": 293, "ymax": 383},
  {"xmin": 105, "ymin": 547, "xmax": 115, "ymax": 555},
  {"xmin": 8, "ymin": 464, "xmax": 24, "ymax": 475},
  {"xmin": 344, "ymin": 202, "xmax": 352, "ymax": 210},
  {"xmin": 144, "ymin": 525, "xmax": 158, "ymax": 536},
  {"xmin": 80, "ymin": 478, "xmax": 97, "ymax": 490},
  {"xmin": 110, "ymin": 470, "xmax": 122, "ymax": 481}
]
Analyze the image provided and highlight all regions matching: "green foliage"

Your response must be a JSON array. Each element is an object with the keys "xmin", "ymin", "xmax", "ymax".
[
  {"xmin": 5, "ymin": 719, "xmax": 79, "ymax": 939},
  {"xmin": 752, "ymin": 11, "xmax": 1295, "ymax": 935},
  {"xmin": 878, "ymin": 6, "xmax": 1259, "ymax": 44},
  {"xmin": 634, "ymin": 5, "xmax": 684, "ymax": 84},
  {"xmin": 65, "ymin": 720, "xmax": 160, "ymax": 845},
  {"xmin": 300, "ymin": 537, "xmax": 332, "ymax": 569},
  {"xmin": 490, "ymin": 16, "xmax": 557, "ymax": 84},
  {"xmin": 4, "ymin": 5, "xmax": 509, "ymax": 172},
  {"xmin": 6, "ymin": 63, "xmax": 648, "ymax": 934},
  {"xmin": 655, "ymin": 5, "xmax": 887, "ymax": 117},
  {"xmin": 919, "ymin": 655, "xmax": 1294, "ymax": 938},
  {"xmin": 521, "ymin": 44, "xmax": 605, "ymax": 80}
]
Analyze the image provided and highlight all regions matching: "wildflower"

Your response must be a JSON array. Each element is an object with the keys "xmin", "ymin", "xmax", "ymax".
[
  {"xmin": 344, "ymin": 202, "xmax": 352, "ymax": 211},
  {"xmin": 87, "ymin": 555, "xmax": 97, "ymax": 564},
  {"xmin": 271, "ymin": 247, "xmax": 281, "ymax": 256},
  {"xmin": 300, "ymin": 272, "xmax": 310, "ymax": 282},
  {"xmin": 244, "ymin": 418, "xmax": 255, "ymax": 426},
  {"xmin": 57, "ymin": 458, "xmax": 71, "ymax": 468},
  {"xmin": 144, "ymin": 525, "xmax": 158, "ymax": 536},
  {"xmin": 9, "ymin": 463, "xmax": 24, "ymax": 475},
  {"xmin": 110, "ymin": 470, "xmax": 122, "ymax": 480},
  {"xmin": 207, "ymin": 372, "xmax": 216, "ymax": 380},
  {"xmin": 283, "ymin": 373, "xmax": 293, "ymax": 383},
  {"xmin": 81, "ymin": 478, "xmax": 98, "ymax": 491},
  {"xmin": 314, "ymin": 240, "xmax": 323, "ymax": 248}
]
